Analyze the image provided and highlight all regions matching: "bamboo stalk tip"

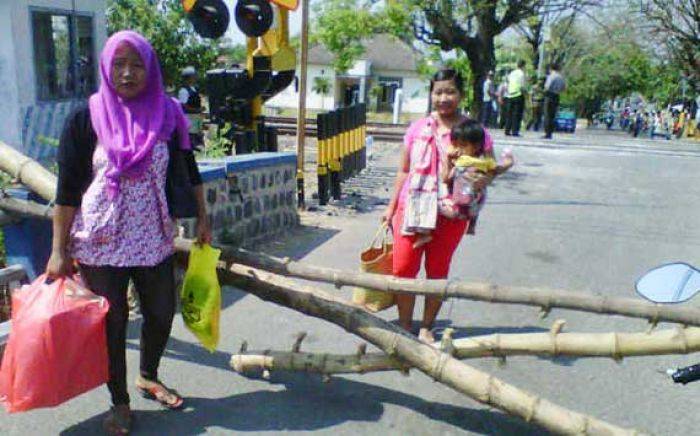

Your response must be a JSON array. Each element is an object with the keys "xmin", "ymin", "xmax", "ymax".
[
  {"xmin": 550, "ymin": 319, "xmax": 566, "ymax": 335},
  {"xmin": 321, "ymin": 374, "xmax": 332, "ymax": 383}
]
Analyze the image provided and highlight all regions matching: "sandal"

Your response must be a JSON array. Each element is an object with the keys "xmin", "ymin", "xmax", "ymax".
[
  {"xmin": 103, "ymin": 405, "xmax": 131, "ymax": 435},
  {"xmin": 135, "ymin": 380, "xmax": 184, "ymax": 410}
]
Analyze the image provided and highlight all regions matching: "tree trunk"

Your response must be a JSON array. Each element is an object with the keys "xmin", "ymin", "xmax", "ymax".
[{"xmin": 220, "ymin": 263, "xmax": 642, "ymax": 435}]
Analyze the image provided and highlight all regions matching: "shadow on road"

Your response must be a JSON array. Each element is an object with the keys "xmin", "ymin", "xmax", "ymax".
[{"xmin": 60, "ymin": 373, "xmax": 549, "ymax": 435}]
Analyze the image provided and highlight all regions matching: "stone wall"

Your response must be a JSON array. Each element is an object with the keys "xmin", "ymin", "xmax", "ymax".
[{"xmin": 179, "ymin": 152, "xmax": 299, "ymax": 246}]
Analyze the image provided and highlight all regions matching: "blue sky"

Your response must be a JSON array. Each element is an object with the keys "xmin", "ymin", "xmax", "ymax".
[{"xmin": 224, "ymin": 0, "xmax": 303, "ymax": 46}]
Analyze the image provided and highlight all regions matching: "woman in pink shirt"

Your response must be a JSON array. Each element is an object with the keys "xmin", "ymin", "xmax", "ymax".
[
  {"xmin": 383, "ymin": 69, "xmax": 499, "ymax": 344},
  {"xmin": 47, "ymin": 31, "xmax": 211, "ymax": 434}
]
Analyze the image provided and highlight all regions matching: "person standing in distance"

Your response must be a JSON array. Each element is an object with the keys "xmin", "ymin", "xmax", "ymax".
[
  {"xmin": 178, "ymin": 66, "xmax": 205, "ymax": 149},
  {"xmin": 505, "ymin": 60, "xmax": 527, "ymax": 137},
  {"xmin": 543, "ymin": 63, "xmax": 566, "ymax": 139},
  {"xmin": 480, "ymin": 71, "xmax": 496, "ymax": 127}
]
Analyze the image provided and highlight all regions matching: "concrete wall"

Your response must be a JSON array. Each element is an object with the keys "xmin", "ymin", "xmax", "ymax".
[
  {"xmin": 0, "ymin": 0, "xmax": 107, "ymax": 153},
  {"xmin": 179, "ymin": 153, "xmax": 300, "ymax": 246}
]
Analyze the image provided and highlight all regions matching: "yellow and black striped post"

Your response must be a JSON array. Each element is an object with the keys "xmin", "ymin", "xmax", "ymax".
[
  {"xmin": 330, "ymin": 109, "xmax": 342, "ymax": 200},
  {"xmin": 351, "ymin": 104, "xmax": 359, "ymax": 176},
  {"xmin": 316, "ymin": 112, "xmax": 330, "ymax": 205},
  {"xmin": 360, "ymin": 102, "xmax": 367, "ymax": 170},
  {"xmin": 339, "ymin": 107, "xmax": 348, "ymax": 181}
]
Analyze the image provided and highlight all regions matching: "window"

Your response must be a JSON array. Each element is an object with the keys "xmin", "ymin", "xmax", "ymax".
[{"xmin": 31, "ymin": 11, "xmax": 95, "ymax": 101}]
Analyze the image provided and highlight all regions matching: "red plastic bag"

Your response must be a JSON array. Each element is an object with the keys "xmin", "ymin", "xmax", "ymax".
[{"xmin": 0, "ymin": 275, "xmax": 109, "ymax": 413}]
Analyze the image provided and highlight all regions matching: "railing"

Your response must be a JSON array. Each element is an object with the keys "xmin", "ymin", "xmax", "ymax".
[{"xmin": 0, "ymin": 265, "xmax": 28, "ymax": 357}]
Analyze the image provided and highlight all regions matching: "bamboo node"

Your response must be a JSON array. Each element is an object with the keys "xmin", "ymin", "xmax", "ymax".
[
  {"xmin": 611, "ymin": 333, "xmax": 623, "ymax": 363},
  {"xmin": 440, "ymin": 328, "xmax": 455, "ymax": 355},
  {"xmin": 13, "ymin": 158, "xmax": 33, "ymax": 181},
  {"xmin": 676, "ymin": 326, "xmax": 690, "ymax": 354},
  {"xmin": 577, "ymin": 416, "xmax": 590, "ymax": 435},
  {"xmin": 647, "ymin": 306, "xmax": 661, "ymax": 331},
  {"xmin": 332, "ymin": 272, "xmax": 342, "ymax": 289},
  {"xmin": 525, "ymin": 396, "xmax": 541, "ymax": 423},
  {"xmin": 430, "ymin": 352, "xmax": 449, "ymax": 382},
  {"xmin": 442, "ymin": 280, "xmax": 455, "ymax": 300},
  {"xmin": 488, "ymin": 284, "xmax": 499, "ymax": 302},
  {"xmin": 479, "ymin": 374, "xmax": 495, "ymax": 404},
  {"xmin": 387, "ymin": 333, "xmax": 401, "ymax": 356},
  {"xmin": 550, "ymin": 320, "xmax": 565, "ymax": 356}
]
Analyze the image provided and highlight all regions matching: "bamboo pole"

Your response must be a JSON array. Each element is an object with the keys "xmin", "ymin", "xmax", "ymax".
[
  {"xmin": 231, "ymin": 323, "xmax": 700, "ymax": 376},
  {"xmin": 175, "ymin": 239, "xmax": 700, "ymax": 328},
  {"xmin": 0, "ymin": 141, "xmax": 57, "ymax": 201},
  {"xmin": 220, "ymin": 262, "xmax": 643, "ymax": 435}
]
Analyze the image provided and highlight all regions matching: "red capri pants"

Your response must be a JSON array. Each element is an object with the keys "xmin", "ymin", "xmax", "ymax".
[{"xmin": 392, "ymin": 205, "xmax": 469, "ymax": 279}]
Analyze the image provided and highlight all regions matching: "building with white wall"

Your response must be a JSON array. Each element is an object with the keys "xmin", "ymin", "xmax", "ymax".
[
  {"xmin": 0, "ymin": 0, "xmax": 107, "ymax": 163},
  {"xmin": 266, "ymin": 34, "xmax": 429, "ymax": 115}
]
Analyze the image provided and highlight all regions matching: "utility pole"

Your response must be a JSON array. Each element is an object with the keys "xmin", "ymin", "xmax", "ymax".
[{"xmin": 295, "ymin": 0, "xmax": 310, "ymax": 209}]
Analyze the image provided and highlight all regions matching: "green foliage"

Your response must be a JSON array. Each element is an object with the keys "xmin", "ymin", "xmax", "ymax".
[
  {"xmin": 198, "ymin": 123, "xmax": 233, "ymax": 159},
  {"xmin": 562, "ymin": 25, "xmax": 655, "ymax": 115},
  {"xmin": 106, "ymin": 0, "xmax": 220, "ymax": 87},
  {"xmin": 312, "ymin": 76, "xmax": 331, "ymax": 95},
  {"xmin": 311, "ymin": 0, "xmax": 382, "ymax": 73}
]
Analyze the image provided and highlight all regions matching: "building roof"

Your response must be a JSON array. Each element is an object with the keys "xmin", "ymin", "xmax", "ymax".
[{"xmin": 308, "ymin": 34, "xmax": 421, "ymax": 72}]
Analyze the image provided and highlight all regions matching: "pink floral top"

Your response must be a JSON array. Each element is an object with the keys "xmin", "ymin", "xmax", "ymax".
[{"xmin": 70, "ymin": 142, "xmax": 175, "ymax": 267}]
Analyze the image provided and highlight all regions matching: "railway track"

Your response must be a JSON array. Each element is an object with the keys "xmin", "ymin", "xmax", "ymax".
[{"xmin": 267, "ymin": 116, "xmax": 406, "ymax": 142}]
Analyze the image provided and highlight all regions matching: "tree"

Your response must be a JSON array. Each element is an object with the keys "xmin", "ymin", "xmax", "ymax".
[
  {"xmin": 562, "ymin": 23, "xmax": 654, "ymax": 120},
  {"xmin": 107, "ymin": 0, "xmax": 220, "ymax": 87},
  {"xmin": 388, "ymin": 0, "xmax": 602, "ymax": 117},
  {"xmin": 515, "ymin": 9, "xmax": 580, "ymax": 75},
  {"xmin": 312, "ymin": 76, "xmax": 332, "ymax": 110},
  {"xmin": 640, "ymin": 0, "xmax": 700, "ymax": 91},
  {"xmin": 311, "ymin": 0, "xmax": 381, "ymax": 73}
]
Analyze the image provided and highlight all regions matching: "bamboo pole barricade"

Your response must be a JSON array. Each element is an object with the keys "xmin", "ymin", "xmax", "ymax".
[
  {"xmin": 220, "ymin": 263, "xmax": 643, "ymax": 435},
  {"xmin": 175, "ymin": 242, "xmax": 700, "ymax": 328},
  {"xmin": 0, "ymin": 141, "xmax": 683, "ymax": 434},
  {"xmin": 231, "ymin": 323, "xmax": 700, "ymax": 376}
]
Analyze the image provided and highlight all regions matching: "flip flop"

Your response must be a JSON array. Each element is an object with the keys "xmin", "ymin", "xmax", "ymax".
[{"xmin": 135, "ymin": 381, "xmax": 184, "ymax": 410}]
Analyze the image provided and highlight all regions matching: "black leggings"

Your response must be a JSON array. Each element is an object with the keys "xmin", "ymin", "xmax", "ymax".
[{"xmin": 79, "ymin": 255, "xmax": 176, "ymax": 406}]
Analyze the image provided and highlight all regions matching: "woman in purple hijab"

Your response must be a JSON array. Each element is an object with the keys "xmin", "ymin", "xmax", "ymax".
[{"xmin": 47, "ymin": 30, "xmax": 211, "ymax": 434}]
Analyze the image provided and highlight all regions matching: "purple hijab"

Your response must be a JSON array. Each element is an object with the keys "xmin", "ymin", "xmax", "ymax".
[{"xmin": 89, "ymin": 30, "xmax": 191, "ymax": 199}]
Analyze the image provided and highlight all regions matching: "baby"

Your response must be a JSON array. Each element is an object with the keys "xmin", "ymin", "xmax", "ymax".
[{"xmin": 413, "ymin": 119, "xmax": 513, "ymax": 248}]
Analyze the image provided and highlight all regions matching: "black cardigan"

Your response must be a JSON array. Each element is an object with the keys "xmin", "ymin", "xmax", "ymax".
[{"xmin": 55, "ymin": 106, "xmax": 202, "ymax": 207}]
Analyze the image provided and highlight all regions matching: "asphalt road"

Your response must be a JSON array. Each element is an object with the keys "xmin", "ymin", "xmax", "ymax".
[{"xmin": 2, "ymin": 128, "xmax": 700, "ymax": 435}]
